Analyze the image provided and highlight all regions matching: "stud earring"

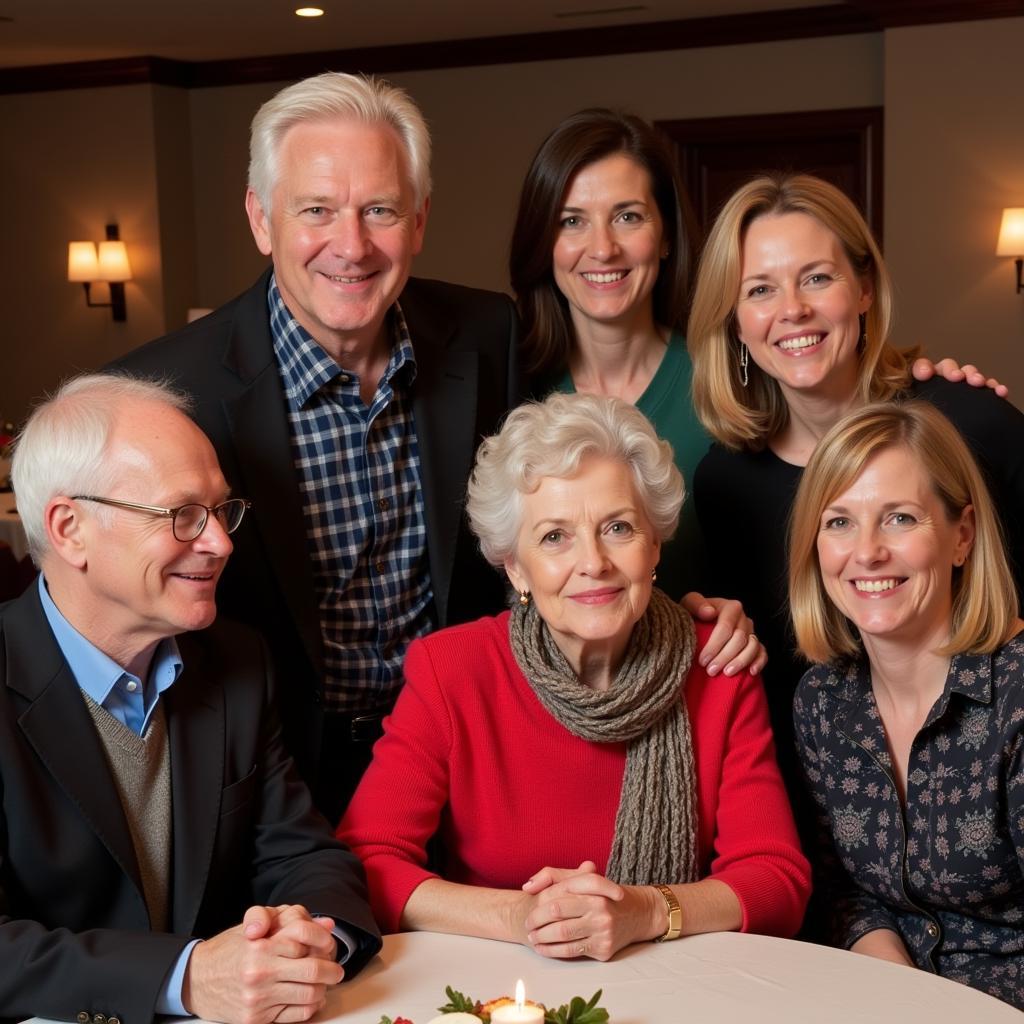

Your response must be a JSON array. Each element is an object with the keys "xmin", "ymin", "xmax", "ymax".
[
  {"xmin": 519, "ymin": 590, "xmax": 531, "ymax": 606},
  {"xmin": 739, "ymin": 343, "xmax": 750, "ymax": 388},
  {"xmin": 651, "ymin": 569, "xmax": 658, "ymax": 582}
]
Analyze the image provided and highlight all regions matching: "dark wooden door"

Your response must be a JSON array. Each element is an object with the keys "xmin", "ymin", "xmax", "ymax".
[{"xmin": 657, "ymin": 106, "xmax": 884, "ymax": 242}]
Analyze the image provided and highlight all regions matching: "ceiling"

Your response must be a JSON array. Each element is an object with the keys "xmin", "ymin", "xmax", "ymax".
[{"xmin": 0, "ymin": 0, "xmax": 841, "ymax": 69}]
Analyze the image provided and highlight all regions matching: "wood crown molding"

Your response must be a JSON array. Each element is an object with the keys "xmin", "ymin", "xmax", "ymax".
[
  {"xmin": 0, "ymin": 56, "xmax": 192, "ymax": 95},
  {"xmin": 846, "ymin": 0, "xmax": 1024, "ymax": 28},
  {"xmin": 0, "ymin": 1, "xmax": 1021, "ymax": 95}
]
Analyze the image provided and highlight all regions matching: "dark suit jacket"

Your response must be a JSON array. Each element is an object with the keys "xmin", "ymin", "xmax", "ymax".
[
  {"xmin": 113, "ymin": 271, "xmax": 521, "ymax": 789},
  {"xmin": 0, "ymin": 584, "xmax": 381, "ymax": 1024}
]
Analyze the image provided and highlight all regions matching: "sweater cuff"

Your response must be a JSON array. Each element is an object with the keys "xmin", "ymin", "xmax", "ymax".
[
  {"xmin": 712, "ymin": 857, "xmax": 809, "ymax": 938},
  {"xmin": 365, "ymin": 859, "xmax": 440, "ymax": 932}
]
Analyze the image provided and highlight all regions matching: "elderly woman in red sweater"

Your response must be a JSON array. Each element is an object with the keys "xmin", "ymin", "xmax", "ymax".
[{"xmin": 339, "ymin": 392, "xmax": 809, "ymax": 958}]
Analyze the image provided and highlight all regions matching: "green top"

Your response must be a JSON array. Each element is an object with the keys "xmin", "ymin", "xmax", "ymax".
[{"xmin": 548, "ymin": 331, "xmax": 711, "ymax": 599}]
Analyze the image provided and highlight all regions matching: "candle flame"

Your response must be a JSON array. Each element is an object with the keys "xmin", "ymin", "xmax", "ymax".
[{"xmin": 515, "ymin": 979, "xmax": 525, "ymax": 1009}]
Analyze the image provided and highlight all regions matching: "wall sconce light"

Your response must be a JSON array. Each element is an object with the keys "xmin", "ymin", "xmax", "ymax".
[
  {"xmin": 996, "ymin": 208, "xmax": 1024, "ymax": 295},
  {"xmin": 67, "ymin": 223, "xmax": 132, "ymax": 321}
]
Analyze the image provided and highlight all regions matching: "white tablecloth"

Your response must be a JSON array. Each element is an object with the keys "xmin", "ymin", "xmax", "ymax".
[
  {"xmin": 315, "ymin": 931, "xmax": 1019, "ymax": 1023},
  {"xmin": 0, "ymin": 489, "xmax": 28, "ymax": 562},
  {"xmin": 21, "ymin": 930, "xmax": 1020, "ymax": 1024}
]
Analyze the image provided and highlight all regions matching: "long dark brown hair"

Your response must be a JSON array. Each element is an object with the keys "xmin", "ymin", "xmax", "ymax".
[{"xmin": 509, "ymin": 109, "xmax": 698, "ymax": 379}]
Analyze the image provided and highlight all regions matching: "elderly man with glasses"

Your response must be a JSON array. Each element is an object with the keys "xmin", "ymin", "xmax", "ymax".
[{"xmin": 0, "ymin": 373, "xmax": 380, "ymax": 1024}]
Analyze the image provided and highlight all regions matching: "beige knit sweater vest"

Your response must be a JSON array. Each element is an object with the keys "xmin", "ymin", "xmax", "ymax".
[{"xmin": 83, "ymin": 693, "xmax": 172, "ymax": 931}]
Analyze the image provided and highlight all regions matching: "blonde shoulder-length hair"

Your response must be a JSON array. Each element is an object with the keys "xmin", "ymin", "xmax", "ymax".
[
  {"xmin": 689, "ymin": 172, "xmax": 912, "ymax": 452},
  {"xmin": 789, "ymin": 401, "xmax": 1017, "ymax": 663}
]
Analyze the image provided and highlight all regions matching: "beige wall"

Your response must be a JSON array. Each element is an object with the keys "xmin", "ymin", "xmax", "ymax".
[
  {"xmin": 185, "ymin": 33, "xmax": 880, "ymax": 305},
  {"xmin": 1, "ymin": 84, "xmax": 168, "ymax": 422},
  {"xmin": 3, "ymin": 20, "xmax": 1023, "ymax": 423},
  {"xmin": 188, "ymin": 82, "xmax": 269, "ymax": 307},
  {"xmin": 376, "ymin": 33, "xmax": 883, "ymax": 294},
  {"xmin": 152, "ymin": 84, "xmax": 199, "ymax": 335},
  {"xmin": 884, "ymin": 18, "xmax": 1024, "ymax": 392}
]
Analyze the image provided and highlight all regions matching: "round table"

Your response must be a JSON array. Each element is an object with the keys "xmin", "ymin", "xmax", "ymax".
[{"xmin": 323, "ymin": 930, "xmax": 1020, "ymax": 1023}]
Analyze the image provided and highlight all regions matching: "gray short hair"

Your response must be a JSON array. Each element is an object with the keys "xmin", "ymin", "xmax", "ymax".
[
  {"xmin": 467, "ymin": 392, "xmax": 683, "ymax": 566},
  {"xmin": 11, "ymin": 373, "xmax": 191, "ymax": 565},
  {"xmin": 248, "ymin": 71, "xmax": 432, "ymax": 214}
]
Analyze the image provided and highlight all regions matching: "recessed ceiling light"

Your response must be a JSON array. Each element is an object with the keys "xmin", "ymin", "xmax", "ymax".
[{"xmin": 295, "ymin": 6, "xmax": 325, "ymax": 16}]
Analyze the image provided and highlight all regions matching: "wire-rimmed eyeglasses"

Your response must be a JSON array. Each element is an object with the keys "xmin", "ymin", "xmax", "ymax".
[{"xmin": 71, "ymin": 495, "xmax": 252, "ymax": 542}]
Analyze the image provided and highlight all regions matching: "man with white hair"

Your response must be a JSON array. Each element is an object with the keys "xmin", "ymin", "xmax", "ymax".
[
  {"xmin": 0, "ymin": 374, "xmax": 380, "ymax": 1024},
  {"xmin": 115, "ymin": 72, "xmax": 755, "ymax": 825},
  {"xmin": 116, "ymin": 72, "xmax": 520, "ymax": 824}
]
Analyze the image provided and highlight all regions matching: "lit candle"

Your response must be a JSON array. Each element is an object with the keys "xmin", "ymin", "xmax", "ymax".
[{"xmin": 490, "ymin": 979, "xmax": 545, "ymax": 1024}]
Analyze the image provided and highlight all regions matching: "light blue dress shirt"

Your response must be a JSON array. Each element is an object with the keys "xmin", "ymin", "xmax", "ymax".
[
  {"xmin": 38, "ymin": 576, "xmax": 354, "ymax": 1015},
  {"xmin": 38, "ymin": 576, "xmax": 195, "ymax": 1014}
]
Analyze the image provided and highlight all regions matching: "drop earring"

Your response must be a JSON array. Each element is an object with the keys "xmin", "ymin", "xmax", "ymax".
[
  {"xmin": 739, "ymin": 343, "xmax": 750, "ymax": 388},
  {"xmin": 519, "ymin": 590, "xmax": 531, "ymax": 606}
]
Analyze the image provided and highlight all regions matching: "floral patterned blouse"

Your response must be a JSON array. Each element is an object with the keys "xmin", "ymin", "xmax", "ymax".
[{"xmin": 794, "ymin": 633, "xmax": 1024, "ymax": 1009}]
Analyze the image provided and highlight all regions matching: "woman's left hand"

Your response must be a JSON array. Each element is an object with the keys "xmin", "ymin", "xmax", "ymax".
[
  {"xmin": 912, "ymin": 356, "xmax": 1009, "ymax": 397},
  {"xmin": 522, "ymin": 865, "xmax": 659, "ymax": 961},
  {"xmin": 681, "ymin": 593, "xmax": 767, "ymax": 677}
]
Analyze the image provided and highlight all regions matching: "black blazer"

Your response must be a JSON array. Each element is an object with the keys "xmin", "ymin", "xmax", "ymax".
[
  {"xmin": 0, "ymin": 584, "xmax": 381, "ymax": 1024},
  {"xmin": 113, "ymin": 271, "xmax": 521, "ymax": 785}
]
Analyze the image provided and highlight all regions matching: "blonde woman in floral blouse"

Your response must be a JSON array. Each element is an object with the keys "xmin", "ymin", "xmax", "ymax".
[{"xmin": 789, "ymin": 400, "xmax": 1024, "ymax": 1009}]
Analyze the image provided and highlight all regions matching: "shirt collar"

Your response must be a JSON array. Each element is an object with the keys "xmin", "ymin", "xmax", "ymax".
[
  {"xmin": 38, "ymin": 574, "xmax": 182, "ymax": 707},
  {"xmin": 940, "ymin": 647, "xmax": 995, "ymax": 706},
  {"xmin": 267, "ymin": 273, "xmax": 416, "ymax": 410},
  {"xmin": 823, "ymin": 644, "xmax": 995, "ymax": 713},
  {"xmin": 821, "ymin": 659, "xmax": 867, "ymax": 703}
]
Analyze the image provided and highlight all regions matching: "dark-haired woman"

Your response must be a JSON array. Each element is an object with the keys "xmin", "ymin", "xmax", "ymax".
[
  {"xmin": 510, "ymin": 109, "xmax": 709, "ymax": 605},
  {"xmin": 508, "ymin": 110, "xmax": 995, "ymax": 638}
]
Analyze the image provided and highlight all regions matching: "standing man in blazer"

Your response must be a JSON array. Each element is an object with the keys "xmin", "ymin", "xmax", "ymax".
[
  {"xmin": 116, "ymin": 73, "xmax": 521, "ymax": 824},
  {"xmin": 115, "ymin": 73, "xmax": 758, "ymax": 825},
  {"xmin": 1, "ymin": 374, "xmax": 380, "ymax": 1024}
]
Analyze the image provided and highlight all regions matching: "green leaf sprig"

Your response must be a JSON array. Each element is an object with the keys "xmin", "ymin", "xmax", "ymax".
[
  {"xmin": 544, "ymin": 989, "xmax": 609, "ymax": 1024},
  {"xmin": 437, "ymin": 985, "xmax": 484, "ymax": 1017},
  {"xmin": 381, "ymin": 984, "xmax": 609, "ymax": 1023}
]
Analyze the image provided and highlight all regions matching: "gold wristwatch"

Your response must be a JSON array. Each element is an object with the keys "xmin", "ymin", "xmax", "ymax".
[{"xmin": 654, "ymin": 884, "xmax": 682, "ymax": 941}]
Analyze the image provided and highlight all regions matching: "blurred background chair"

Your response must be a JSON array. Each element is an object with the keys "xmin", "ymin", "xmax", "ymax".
[{"xmin": 0, "ymin": 540, "xmax": 34, "ymax": 602}]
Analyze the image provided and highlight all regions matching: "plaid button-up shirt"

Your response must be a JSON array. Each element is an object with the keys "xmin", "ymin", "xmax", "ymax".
[{"xmin": 269, "ymin": 276, "xmax": 434, "ymax": 712}]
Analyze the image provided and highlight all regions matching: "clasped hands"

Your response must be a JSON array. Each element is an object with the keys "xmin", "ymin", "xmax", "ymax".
[
  {"xmin": 183, "ymin": 904, "xmax": 342, "ymax": 1024},
  {"xmin": 517, "ymin": 860, "xmax": 662, "ymax": 962}
]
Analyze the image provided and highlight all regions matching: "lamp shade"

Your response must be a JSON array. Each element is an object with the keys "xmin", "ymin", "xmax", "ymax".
[
  {"xmin": 97, "ymin": 240, "xmax": 132, "ymax": 282},
  {"xmin": 67, "ymin": 241, "xmax": 99, "ymax": 282},
  {"xmin": 996, "ymin": 208, "xmax": 1024, "ymax": 257}
]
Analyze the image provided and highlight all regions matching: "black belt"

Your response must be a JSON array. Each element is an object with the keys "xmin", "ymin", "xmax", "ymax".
[{"xmin": 322, "ymin": 706, "xmax": 391, "ymax": 744}]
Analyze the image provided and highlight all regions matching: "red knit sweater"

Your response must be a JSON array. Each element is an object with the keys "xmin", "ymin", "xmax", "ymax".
[{"xmin": 339, "ymin": 613, "xmax": 810, "ymax": 936}]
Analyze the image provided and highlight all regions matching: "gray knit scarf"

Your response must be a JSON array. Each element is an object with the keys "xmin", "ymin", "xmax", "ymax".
[{"xmin": 508, "ymin": 586, "xmax": 699, "ymax": 886}]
